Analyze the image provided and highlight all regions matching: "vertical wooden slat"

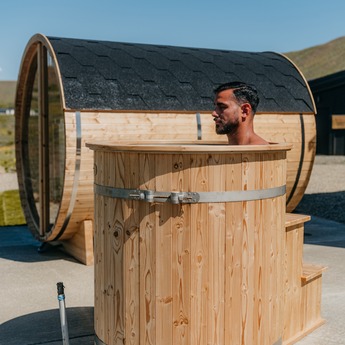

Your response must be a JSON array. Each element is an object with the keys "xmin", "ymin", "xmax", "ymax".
[
  {"xmin": 94, "ymin": 150, "xmax": 105, "ymax": 342},
  {"xmin": 253, "ymin": 153, "xmax": 264, "ymax": 344},
  {"xmin": 124, "ymin": 153, "xmax": 140, "ymax": 345},
  {"xmin": 207, "ymin": 153, "xmax": 226, "ymax": 345},
  {"xmin": 241, "ymin": 153, "xmax": 256, "ymax": 344},
  {"xmin": 172, "ymin": 153, "xmax": 190, "ymax": 344},
  {"xmin": 155, "ymin": 154, "xmax": 173, "ymax": 345},
  {"xmin": 190, "ymin": 154, "xmax": 208, "ymax": 345},
  {"xmin": 224, "ymin": 153, "xmax": 243, "ymax": 344},
  {"xmin": 139, "ymin": 153, "xmax": 156, "ymax": 345},
  {"xmin": 111, "ymin": 152, "xmax": 125, "ymax": 344}
]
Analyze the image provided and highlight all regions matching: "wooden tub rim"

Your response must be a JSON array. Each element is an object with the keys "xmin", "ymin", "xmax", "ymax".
[{"xmin": 86, "ymin": 141, "xmax": 292, "ymax": 153}]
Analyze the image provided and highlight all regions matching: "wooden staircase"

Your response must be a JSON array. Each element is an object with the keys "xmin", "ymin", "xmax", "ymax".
[{"xmin": 283, "ymin": 213, "xmax": 327, "ymax": 344}]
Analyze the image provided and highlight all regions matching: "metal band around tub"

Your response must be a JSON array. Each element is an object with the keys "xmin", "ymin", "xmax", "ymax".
[{"xmin": 95, "ymin": 183, "xmax": 286, "ymax": 204}]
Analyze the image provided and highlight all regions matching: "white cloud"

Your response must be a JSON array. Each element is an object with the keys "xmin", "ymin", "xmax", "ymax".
[{"xmin": 0, "ymin": 67, "xmax": 2, "ymax": 73}]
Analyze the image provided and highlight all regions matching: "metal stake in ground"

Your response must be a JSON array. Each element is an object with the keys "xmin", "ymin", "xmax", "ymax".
[{"xmin": 57, "ymin": 282, "xmax": 70, "ymax": 345}]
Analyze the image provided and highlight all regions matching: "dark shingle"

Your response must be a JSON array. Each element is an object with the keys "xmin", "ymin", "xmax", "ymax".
[{"xmin": 47, "ymin": 36, "xmax": 315, "ymax": 113}]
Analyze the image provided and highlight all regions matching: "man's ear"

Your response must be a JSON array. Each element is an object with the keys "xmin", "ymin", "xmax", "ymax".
[{"xmin": 240, "ymin": 103, "xmax": 252, "ymax": 118}]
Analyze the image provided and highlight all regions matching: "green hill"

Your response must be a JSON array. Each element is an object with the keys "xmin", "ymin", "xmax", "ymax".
[
  {"xmin": 284, "ymin": 36, "xmax": 345, "ymax": 81},
  {"xmin": 0, "ymin": 81, "xmax": 17, "ymax": 108}
]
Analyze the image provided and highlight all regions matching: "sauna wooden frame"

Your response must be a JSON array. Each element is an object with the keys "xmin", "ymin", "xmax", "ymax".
[{"xmin": 15, "ymin": 34, "xmax": 317, "ymax": 265}]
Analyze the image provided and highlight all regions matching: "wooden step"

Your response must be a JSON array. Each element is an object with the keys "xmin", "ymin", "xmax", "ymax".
[
  {"xmin": 302, "ymin": 263, "xmax": 327, "ymax": 284},
  {"xmin": 285, "ymin": 213, "xmax": 311, "ymax": 229},
  {"xmin": 283, "ymin": 263, "xmax": 326, "ymax": 345},
  {"xmin": 282, "ymin": 214, "xmax": 327, "ymax": 344},
  {"xmin": 284, "ymin": 213, "xmax": 308, "ymax": 284}
]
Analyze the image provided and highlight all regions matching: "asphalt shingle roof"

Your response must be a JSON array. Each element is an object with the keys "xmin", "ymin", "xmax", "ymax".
[{"xmin": 47, "ymin": 36, "xmax": 315, "ymax": 113}]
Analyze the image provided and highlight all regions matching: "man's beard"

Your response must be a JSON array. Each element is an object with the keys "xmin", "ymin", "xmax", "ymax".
[{"xmin": 215, "ymin": 119, "xmax": 239, "ymax": 135}]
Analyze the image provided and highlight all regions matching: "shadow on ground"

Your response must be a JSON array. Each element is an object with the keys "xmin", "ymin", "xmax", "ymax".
[
  {"xmin": 295, "ymin": 191, "xmax": 345, "ymax": 249},
  {"xmin": 0, "ymin": 225, "xmax": 76, "ymax": 263},
  {"xmin": 0, "ymin": 307, "xmax": 94, "ymax": 345}
]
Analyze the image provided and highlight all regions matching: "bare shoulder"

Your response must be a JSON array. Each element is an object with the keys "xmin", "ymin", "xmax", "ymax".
[{"xmin": 250, "ymin": 134, "xmax": 269, "ymax": 145}]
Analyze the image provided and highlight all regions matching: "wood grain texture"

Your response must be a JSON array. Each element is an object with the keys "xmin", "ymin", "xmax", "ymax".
[
  {"xmin": 92, "ymin": 144, "xmax": 289, "ymax": 345},
  {"xmin": 18, "ymin": 111, "xmax": 315, "ymax": 245},
  {"xmin": 282, "ymin": 214, "xmax": 326, "ymax": 345},
  {"xmin": 62, "ymin": 219, "xmax": 94, "ymax": 265}
]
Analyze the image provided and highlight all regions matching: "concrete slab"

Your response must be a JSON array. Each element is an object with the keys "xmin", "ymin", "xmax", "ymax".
[{"xmin": 0, "ymin": 225, "xmax": 94, "ymax": 344}]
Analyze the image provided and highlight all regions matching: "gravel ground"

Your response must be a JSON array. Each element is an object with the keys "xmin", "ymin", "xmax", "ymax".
[{"xmin": 295, "ymin": 155, "xmax": 345, "ymax": 224}]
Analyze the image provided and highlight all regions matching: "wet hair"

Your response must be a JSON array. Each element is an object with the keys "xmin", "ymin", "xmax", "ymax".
[{"xmin": 214, "ymin": 81, "xmax": 260, "ymax": 113}]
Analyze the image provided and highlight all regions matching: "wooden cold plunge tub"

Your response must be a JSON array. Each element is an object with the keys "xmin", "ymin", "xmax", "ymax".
[{"xmin": 87, "ymin": 141, "xmax": 291, "ymax": 345}]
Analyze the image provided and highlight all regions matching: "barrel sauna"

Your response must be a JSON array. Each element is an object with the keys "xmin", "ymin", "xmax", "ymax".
[
  {"xmin": 15, "ymin": 34, "xmax": 316, "ymax": 253},
  {"xmin": 88, "ymin": 141, "xmax": 290, "ymax": 345}
]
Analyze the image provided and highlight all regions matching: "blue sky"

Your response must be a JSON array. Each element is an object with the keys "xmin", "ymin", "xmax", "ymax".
[{"xmin": 1, "ymin": 0, "xmax": 345, "ymax": 80}]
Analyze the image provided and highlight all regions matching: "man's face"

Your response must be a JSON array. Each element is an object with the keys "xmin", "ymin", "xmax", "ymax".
[{"xmin": 212, "ymin": 89, "xmax": 241, "ymax": 135}]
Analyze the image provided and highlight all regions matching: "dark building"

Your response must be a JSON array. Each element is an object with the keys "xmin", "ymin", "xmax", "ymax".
[{"xmin": 309, "ymin": 71, "xmax": 345, "ymax": 155}]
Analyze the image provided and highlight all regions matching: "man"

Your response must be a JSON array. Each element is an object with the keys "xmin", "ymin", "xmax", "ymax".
[{"xmin": 212, "ymin": 81, "xmax": 268, "ymax": 145}]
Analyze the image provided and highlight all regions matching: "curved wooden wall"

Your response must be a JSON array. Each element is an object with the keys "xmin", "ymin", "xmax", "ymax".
[{"xmin": 31, "ymin": 110, "xmax": 313, "ymax": 241}]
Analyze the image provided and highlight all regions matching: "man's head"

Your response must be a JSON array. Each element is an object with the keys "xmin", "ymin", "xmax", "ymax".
[
  {"xmin": 213, "ymin": 81, "xmax": 259, "ymax": 114},
  {"xmin": 212, "ymin": 81, "xmax": 260, "ymax": 136},
  {"xmin": 212, "ymin": 81, "xmax": 268, "ymax": 145}
]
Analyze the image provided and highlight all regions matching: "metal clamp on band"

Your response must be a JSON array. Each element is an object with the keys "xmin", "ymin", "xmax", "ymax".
[
  {"xmin": 95, "ymin": 183, "xmax": 285, "ymax": 204},
  {"xmin": 94, "ymin": 184, "xmax": 200, "ymax": 204}
]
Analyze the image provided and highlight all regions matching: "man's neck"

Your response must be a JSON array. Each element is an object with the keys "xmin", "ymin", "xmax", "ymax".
[{"xmin": 226, "ymin": 130, "xmax": 268, "ymax": 145}]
